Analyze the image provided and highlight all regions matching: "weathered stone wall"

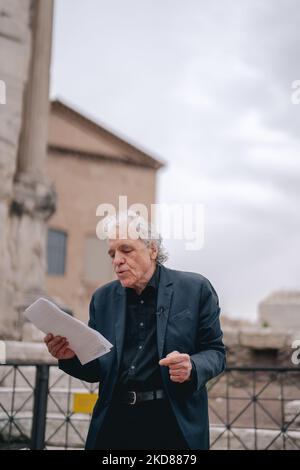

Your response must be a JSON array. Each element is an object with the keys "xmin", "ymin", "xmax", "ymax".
[
  {"xmin": 223, "ymin": 326, "xmax": 300, "ymax": 367},
  {"xmin": 0, "ymin": 0, "xmax": 55, "ymax": 340},
  {"xmin": 0, "ymin": 0, "xmax": 32, "ymax": 339}
]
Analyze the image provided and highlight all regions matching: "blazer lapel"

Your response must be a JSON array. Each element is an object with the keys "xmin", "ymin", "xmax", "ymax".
[{"xmin": 156, "ymin": 265, "xmax": 173, "ymax": 359}]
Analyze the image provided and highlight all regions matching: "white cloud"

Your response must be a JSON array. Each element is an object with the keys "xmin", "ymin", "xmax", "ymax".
[{"xmin": 231, "ymin": 109, "xmax": 289, "ymax": 144}]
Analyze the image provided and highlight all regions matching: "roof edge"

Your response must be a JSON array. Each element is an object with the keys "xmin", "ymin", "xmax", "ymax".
[{"xmin": 50, "ymin": 99, "xmax": 165, "ymax": 170}]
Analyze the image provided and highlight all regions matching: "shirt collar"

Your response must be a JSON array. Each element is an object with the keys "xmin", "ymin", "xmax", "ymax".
[
  {"xmin": 146, "ymin": 263, "xmax": 160, "ymax": 291},
  {"xmin": 126, "ymin": 263, "xmax": 160, "ymax": 296}
]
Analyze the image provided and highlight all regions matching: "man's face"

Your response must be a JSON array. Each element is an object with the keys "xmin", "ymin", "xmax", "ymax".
[{"xmin": 108, "ymin": 236, "xmax": 157, "ymax": 289}]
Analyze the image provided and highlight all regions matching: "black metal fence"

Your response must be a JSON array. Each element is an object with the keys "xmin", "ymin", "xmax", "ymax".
[
  {"xmin": 0, "ymin": 365, "xmax": 299, "ymax": 450},
  {"xmin": 0, "ymin": 363, "xmax": 98, "ymax": 449}
]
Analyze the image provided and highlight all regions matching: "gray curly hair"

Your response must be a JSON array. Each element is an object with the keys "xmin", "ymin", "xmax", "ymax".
[{"xmin": 101, "ymin": 210, "xmax": 169, "ymax": 265}]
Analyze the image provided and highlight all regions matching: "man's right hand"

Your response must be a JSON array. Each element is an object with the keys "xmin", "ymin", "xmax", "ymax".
[{"xmin": 44, "ymin": 334, "xmax": 76, "ymax": 360}]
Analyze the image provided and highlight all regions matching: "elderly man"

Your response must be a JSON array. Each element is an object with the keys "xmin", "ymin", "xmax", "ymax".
[{"xmin": 45, "ymin": 212, "xmax": 226, "ymax": 450}]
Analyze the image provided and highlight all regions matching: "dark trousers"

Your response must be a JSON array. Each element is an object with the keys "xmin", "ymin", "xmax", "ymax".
[{"xmin": 95, "ymin": 398, "xmax": 189, "ymax": 450}]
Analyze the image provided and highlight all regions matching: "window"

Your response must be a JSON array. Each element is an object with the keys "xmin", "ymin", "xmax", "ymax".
[
  {"xmin": 47, "ymin": 229, "xmax": 67, "ymax": 275},
  {"xmin": 84, "ymin": 236, "xmax": 112, "ymax": 283}
]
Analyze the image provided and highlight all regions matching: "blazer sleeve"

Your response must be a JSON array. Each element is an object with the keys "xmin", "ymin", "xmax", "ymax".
[
  {"xmin": 190, "ymin": 279, "xmax": 226, "ymax": 391},
  {"xmin": 58, "ymin": 295, "xmax": 101, "ymax": 383}
]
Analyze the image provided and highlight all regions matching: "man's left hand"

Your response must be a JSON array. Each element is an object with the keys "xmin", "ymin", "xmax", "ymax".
[{"xmin": 159, "ymin": 351, "xmax": 192, "ymax": 383}]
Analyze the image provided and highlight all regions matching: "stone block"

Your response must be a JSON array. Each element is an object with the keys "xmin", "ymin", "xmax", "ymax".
[
  {"xmin": 4, "ymin": 341, "xmax": 57, "ymax": 364},
  {"xmin": 239, "ymin": 328, "xmax": 288, "ymax": 350}
]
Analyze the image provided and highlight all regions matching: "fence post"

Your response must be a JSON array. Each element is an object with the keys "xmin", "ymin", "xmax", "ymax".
[{"xmin": 31, "ymin": 364, "xmax": 49, "ymax": 450}]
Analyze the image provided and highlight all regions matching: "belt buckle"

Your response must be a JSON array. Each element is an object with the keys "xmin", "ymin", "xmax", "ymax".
[{"xmin": 129, "ymin": 391, "xmax": 137, "ymax": 405}]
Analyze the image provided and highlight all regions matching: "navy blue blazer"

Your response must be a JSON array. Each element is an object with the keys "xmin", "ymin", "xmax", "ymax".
[{"xmin": 59, "ymin": 265, "xmax": 226, "ymax": 449}]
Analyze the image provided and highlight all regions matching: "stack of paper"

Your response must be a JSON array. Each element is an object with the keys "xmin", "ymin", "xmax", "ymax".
[{"xmin": 24, "ymin": 297, "xmax": 113, "ymax": 365}]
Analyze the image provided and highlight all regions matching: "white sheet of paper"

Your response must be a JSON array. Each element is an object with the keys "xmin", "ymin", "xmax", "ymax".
[{"xmin": 24, "ymin": 297, "xmax": 113, "ymax": 365}]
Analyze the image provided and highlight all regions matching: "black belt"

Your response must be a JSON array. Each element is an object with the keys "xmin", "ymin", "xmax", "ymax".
[{"xmin": 117, "ymin": 389, "xmax": 166, "ymax": 405}]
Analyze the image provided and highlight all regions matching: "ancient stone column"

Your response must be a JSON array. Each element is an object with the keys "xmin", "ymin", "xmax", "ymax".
[
  {"xmin": 0, "ymin": 0, "xmax": 33, "ymax": 340},
  {"xmin": 17, "ymin": 0, "xmax": 54, "ymax": 182},
  {"xmin": 7, "ymin": 0, "xmax": 56, "ymax": 340}
]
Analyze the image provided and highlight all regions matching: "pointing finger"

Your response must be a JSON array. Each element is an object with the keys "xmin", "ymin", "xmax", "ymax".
[{"xmin": 159, "ymin": 355, "xmax": 183, "ymax": 366}]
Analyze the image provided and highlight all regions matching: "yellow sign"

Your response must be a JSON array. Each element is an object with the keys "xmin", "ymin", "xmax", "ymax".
[{"xmin": 72, "ymin": 392, "xmax": 98, "ymax": 414}]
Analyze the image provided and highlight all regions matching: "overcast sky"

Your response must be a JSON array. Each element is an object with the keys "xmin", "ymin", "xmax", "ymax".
[{"xmin": 50, "ymin": 0, "xmax": 300, "ymax": 322}]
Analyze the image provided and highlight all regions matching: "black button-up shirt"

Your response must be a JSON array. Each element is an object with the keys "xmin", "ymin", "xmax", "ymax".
[
  {"xmin": 114, "ymin": 263, "xmax": 197, "ymax": 393},
  {"xmin": 115, "ymin": 264, "xmax": 163, "ymax": 392}
]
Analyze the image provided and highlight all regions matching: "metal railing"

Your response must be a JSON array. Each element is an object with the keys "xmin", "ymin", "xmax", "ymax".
[
  {"xmin": 208, "ymin": 367, "xmax": 300, "ymax": 450},
  {"xmin": 0, "ymin": 365, "xmax": 299, "ymax": 450},
  {"xmin": 0, "ymin": 363, "xmax": 98, "ymax": 449}
]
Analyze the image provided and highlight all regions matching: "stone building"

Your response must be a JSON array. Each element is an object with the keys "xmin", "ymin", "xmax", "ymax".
[
  {"xmin": 259, "ymin": 290, "xmax": 300, "ymax": 331},
  {"xmin": 46, "ymin": 100, "xmax": 163, "ymax": 322}
]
